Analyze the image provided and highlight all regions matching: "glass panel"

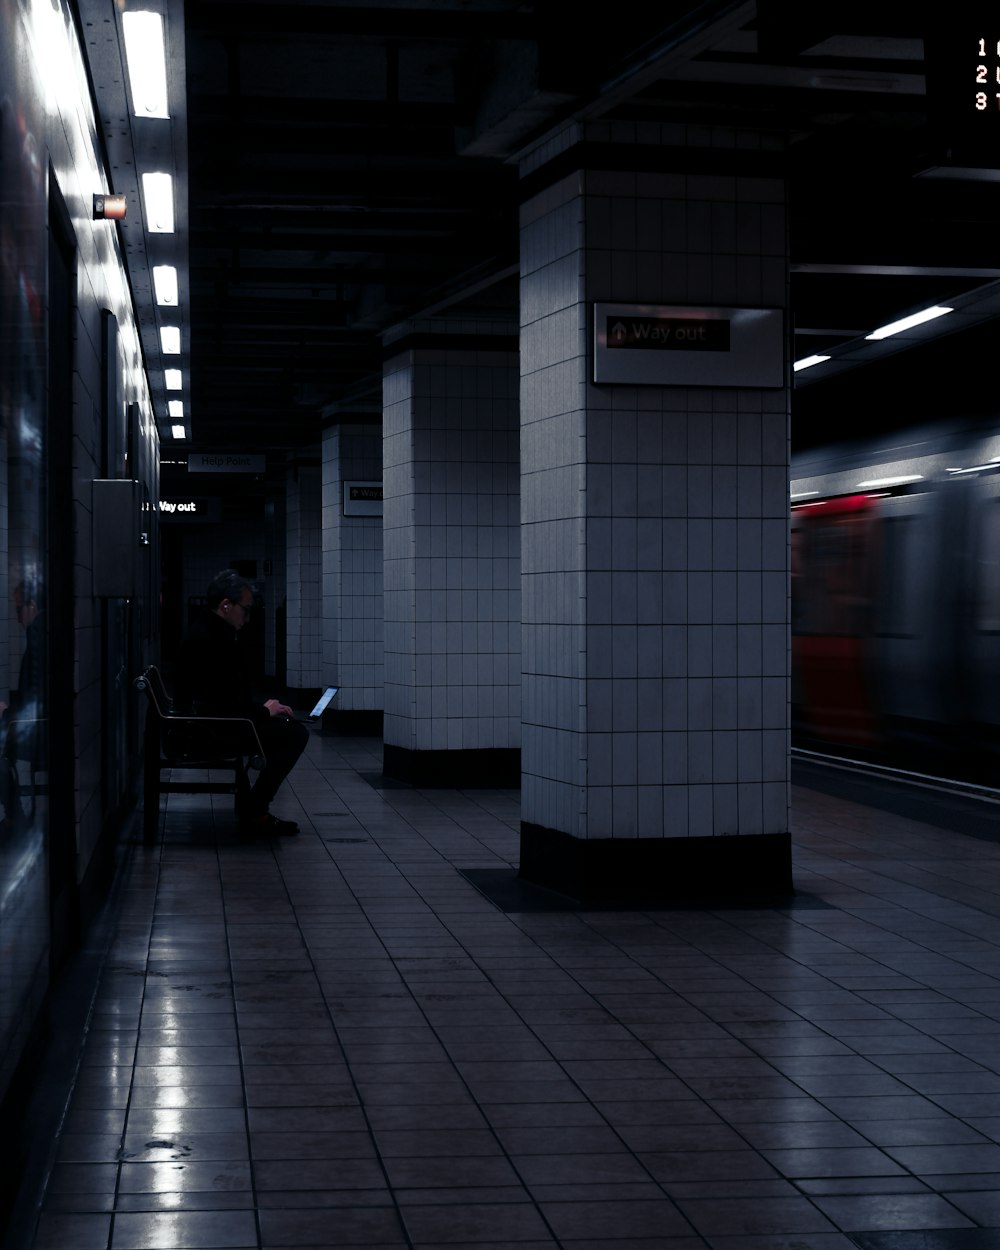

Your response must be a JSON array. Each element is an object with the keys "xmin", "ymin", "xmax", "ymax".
[
  {"xmin": 977, "ymin": 499, "xmax": 1000, "ymax": 633},
  {"xmin": 0, "ymin": 0, "xmax": 50, "ymax": 1104},
  {"xmin": 795, "ymin": 510, "xmax": 874, "ymax": 638},
  {"xmin": 875, "ymin": 515, "xmax": 916, "ymax": 639}
]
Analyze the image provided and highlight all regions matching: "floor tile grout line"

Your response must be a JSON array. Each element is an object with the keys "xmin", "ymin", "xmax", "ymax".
[
  {"xmin": 502, "ymin": 901, "xmax": 929, "ymax": 1230},
  {"xmin": 264, "ymin": 809, "xmax": 420, "ymax": 1250},
  {"xmin": 208, "ymin": 813, "xmax": 264, "ymax": 1250},
  {"xmin": 307, "ymin": 761, "xmax": 713, "ymax": 1245},
  {"xmin": 32, "ymin": 740, "xmax": 1000, "ymax": 1245},
  {"xmin": 108, "ymin": 815, "xmax": 160, "ymax": 1250},
  {"xmin": 284, "ymin": 794, "xmax": 582, "ymax": 1248},
  {"xmin": 5, "ymin": 807, "xmax": 151, "ymax": 1250},
  {"xmin": 310, "ymin": 753, "xmax": 1000, "ymax": 1235}
]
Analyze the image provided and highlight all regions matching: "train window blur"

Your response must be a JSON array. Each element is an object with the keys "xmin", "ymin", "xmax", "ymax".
[
  {"xmin": 793, "ymin": 506, "xmax": 875, "ymax": 638},
  {"xmin": 976, "ymin": 500, "xmax": 1000, "ymax": 632},
  {"xmin": 875, "ymin": 516, "xmax": 916, "ymax": 639},
  {"xmin": 792, "ymin": 433, "xmax": 1000, "ymax": 769},
  {"xmin": 790, "ymin": 526, "xmax": 804, "ymax": 634}
]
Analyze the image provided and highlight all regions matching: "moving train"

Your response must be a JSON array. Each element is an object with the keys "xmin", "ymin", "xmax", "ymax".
[{"xmin": 791, "ymin": 419, "xmax": 1000, "ymax": 782}]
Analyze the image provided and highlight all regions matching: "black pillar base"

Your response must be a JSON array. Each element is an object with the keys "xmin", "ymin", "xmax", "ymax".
[
  {"xmin": 324, "ymin": 709, "xmax": 384, "ymax": 737},
  {"xmin": 520, "ymin": 822, "xmax": 793, "ymax": 907},
  {"xmin": 383, "ymin": 744, "xmax": 520, "ymax": 788}
]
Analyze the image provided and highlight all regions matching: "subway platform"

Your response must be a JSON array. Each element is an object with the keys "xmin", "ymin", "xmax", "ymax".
[{"xmin": 13, "ymin": 734, "xmax": 1000, "ymax": 1250}]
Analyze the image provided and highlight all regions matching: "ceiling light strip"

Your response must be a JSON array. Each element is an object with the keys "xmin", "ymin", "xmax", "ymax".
[
  {"xmin": 865, "ymin": 306, "xmax": 954, "ymax": 341},
  {"xmin": 122, "ymin": 11, "xmax": 170, "ymax": 118}
]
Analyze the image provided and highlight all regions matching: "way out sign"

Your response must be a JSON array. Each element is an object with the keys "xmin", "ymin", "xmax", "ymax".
[{"xmin": 593, "ymin": 303, "xmax": 783, "ymax": 387}]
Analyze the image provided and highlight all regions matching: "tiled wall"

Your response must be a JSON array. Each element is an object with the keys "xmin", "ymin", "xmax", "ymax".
[
  {"xmin": 520, "ymin": 122, "xmax": 789, "ymax": 840},
  {"xmin": 321, "ymin": 424, "xmax": 383, "ymax": 711},
  {"xmin": 286, "ymin": 464, "xmax": 323, "ymax": 689},
  {"xmin": 175, "ymin": 507, "xmax": 284, "ymax": 685},
  {"xmin": 178, "ymin": 524, "xmax": 270, "ymax": 625},
  {"xmin": 55, "ymin": 65, "xmax": 159, "ymax": 869},
  {"xmin": 383, "ymin": 333, "xmax": 520, "ymax": 753},
  {"xmin": 0, "ymin": 0, "xmax": 163, "ymax": 1111}
]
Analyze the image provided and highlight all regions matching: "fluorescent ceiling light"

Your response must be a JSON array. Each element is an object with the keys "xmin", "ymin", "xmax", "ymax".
[
  {"xmin": 855, "ymin": 474, "xmax": 923, "ymax": 488},
  {"xmin": 793, "ymin": 354, "xmax": 831, "ymax": 372},
  {"xmin": 160, "ymin": 326, "xmax": 181, "ymax": 354},
  {"xmin": 171, "ymin": 424, "xmax": 186, "ymax": 439},
  {"xmin": 141, "ymin": 172, "xmax": 174, "ymax": 233},
  {"xmin": 865, "ymin": 306, "xmax": 953, "ymax": 341},
  {"xmin": 122, "ymin": 11, "xmax": 169, "ymax": 119},
  {"xmin": 164, "ymin": 369, "xmax": 182, "ymax": 390},
  {"xmin": 168, "ymin": 399, "xmax": 183, "ymax": 418},
  {"xmin": 153, "ymin": 265, "xmax": 178, "ymax": 305}
]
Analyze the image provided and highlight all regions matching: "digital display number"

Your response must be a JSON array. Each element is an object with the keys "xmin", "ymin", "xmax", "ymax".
[
  {"xmin": 924, "ymin": 16, "xmax": 1000, "ymax": 162},
  {"xmin": 975, "ymin": 35, "xmax": 1000, "ymax": 110}
]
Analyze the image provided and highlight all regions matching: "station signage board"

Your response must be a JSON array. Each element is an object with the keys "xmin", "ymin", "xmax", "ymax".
[
  {"xmin": 343, "ymin": 481, "xmax": 383, "ymax": 516},
  {"xmin": 593, "ymin": 303, "xmax": 783, "ymax": 387},
  {"xmin": 159, "ymin": 497, "xmax": 220, "ymax": 522},
  {"xmin": 924, "ymin": 15, "xmax": 1000, "ymax": 164},
  {"xmin": 188, "ymin": 452, "xmax": 266, "ymax": 474}
]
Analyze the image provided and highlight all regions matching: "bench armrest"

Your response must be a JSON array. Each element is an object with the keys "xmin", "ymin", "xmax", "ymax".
[{"xmin": 161, "ymin": 713, "xmax": 266, "ymax": 766}]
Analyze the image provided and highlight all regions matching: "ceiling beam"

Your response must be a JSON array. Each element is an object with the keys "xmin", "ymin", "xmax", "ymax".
[{"xmin": 185, "ymin": 2, "xmax": 538, "ymax": 40}]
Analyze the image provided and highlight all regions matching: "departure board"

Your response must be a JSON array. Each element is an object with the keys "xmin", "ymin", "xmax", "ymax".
[
  {"xmin": 925, "ymin": 17, "xmax": 1000, "ymax": 163},
  {"xmin": 973, "ymin": 34, "xmax": 1000, "ymax": 112}
]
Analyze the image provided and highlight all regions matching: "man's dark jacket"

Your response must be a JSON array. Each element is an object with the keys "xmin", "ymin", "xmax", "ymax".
[{"xmin": 173, "ymin": 610, "xmax": 270, "ymax": 731}]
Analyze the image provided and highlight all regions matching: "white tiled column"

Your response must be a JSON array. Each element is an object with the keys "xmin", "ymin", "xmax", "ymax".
[
  {"xmin": 382, "ymin": 319, "xmax": 520, "ymax": 785},
  {"xmin": 519, "ymin": 122, "xmax": 791, "ymax": 903},
  {"xmin": 321, "ymin": 422, "xmax": 384, "ymax": 730}
]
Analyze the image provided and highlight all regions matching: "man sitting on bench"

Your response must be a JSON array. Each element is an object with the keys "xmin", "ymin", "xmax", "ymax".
[{"xmin": 173, "ymin": 569, "xmax": 308, "ymax": 836}]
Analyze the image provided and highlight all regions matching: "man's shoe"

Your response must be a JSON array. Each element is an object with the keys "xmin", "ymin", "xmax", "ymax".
[{"xmin": 241, "ymin": 812, "xmax": 299, "ymax": 836}]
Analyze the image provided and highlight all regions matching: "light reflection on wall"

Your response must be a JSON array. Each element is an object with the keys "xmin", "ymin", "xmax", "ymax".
[
  {"xmin": 1, "ymin": 0, "xmax": 162, "ymax": 1116},
  {"xmin": 0, "ymin": 0, "xmax": 49, "ymax": 1107},
  {"xmin": 26, "ymin": 0, "xmax": 82, "ymax": 119}
]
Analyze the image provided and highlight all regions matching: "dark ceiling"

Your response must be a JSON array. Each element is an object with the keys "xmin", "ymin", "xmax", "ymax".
[{"xmin": 170, "ymin": 1, "xmax": 1000, "ymax": 466}]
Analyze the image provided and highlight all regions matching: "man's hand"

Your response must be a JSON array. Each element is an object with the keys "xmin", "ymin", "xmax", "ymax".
[{"xmin": 264, "ymin": 698, "xmax": 294, "ymax": 718}]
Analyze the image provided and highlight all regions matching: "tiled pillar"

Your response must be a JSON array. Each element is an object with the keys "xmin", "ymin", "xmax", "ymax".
[
  {"xmin": 519, "ymin": 121, "xmax": 791, "ymax": 903},
  {"xmin": 285, "ymin": 463, "xmax": 322, "ymax": 690},
  {"xmin": 382, "ymin": 318, "xmax": 520, "ymax": 785},
  {"xmin": 321, "ymin": 421, "xmax": 384, "ymax": 732}
]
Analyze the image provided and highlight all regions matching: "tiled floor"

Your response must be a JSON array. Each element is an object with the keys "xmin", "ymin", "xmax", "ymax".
[{"xmin": 20, "ymin": 732, "xmax": 1000, "ymax": 1249}]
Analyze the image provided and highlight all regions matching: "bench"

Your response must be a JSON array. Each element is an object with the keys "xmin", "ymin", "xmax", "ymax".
[{"xmin": 135, "ymin": 665, "xmax": 266, "ymax": 841}]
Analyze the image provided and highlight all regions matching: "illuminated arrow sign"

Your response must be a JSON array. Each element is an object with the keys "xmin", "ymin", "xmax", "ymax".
[
  {"xmin": 343, "ymin": 480, "xmax": 383, "ymax": 515},
  {"xmin": 158, "ymin": 497, "xmax": 222, "ymax": 521},
  {"xmin": 348, "ymin": 485, "xmax": 383, "ymax": 502},
  {"xmin": 594, "ymin": 302, "xmax": 783, "ymax": 387},
  {"xmin": 606, "ymin": 315, "xmax": 730, "ymax": 351}
]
